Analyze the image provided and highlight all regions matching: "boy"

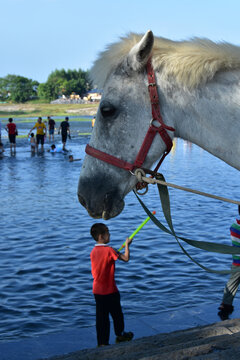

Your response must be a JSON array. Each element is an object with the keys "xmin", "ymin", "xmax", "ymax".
[{"xmin": 90, "ymin": 223, "xmax": 134, "ymax": 346}]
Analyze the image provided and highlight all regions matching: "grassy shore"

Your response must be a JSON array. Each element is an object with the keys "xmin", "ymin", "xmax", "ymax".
[{"xmin": 0, "ymin": 102, "xmax": 99, "ymax": 118}]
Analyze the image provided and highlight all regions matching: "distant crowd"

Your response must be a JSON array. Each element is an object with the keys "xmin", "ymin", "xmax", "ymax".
[{"xmin": 0, "ymin": 116, "xmax": 82, "ymax": 161}]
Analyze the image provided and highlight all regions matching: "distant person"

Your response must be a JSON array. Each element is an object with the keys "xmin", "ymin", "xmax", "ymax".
[
  {"xmin": 49, "ymin": 144, "xmax": 57, "ymax": 153},
  {"xmin": 5, "ymin": 118, "xmax": 17, "ymax": 154},
  {"xmin": 58, "ymin": 116, "xmax": 71, "ymax": 151},
  {"xmin": 29, "ymin": 133, "xmax": 36, "ymax": 153},
  {"xmin": 68, "ymin": 155, "xmax": 81, "ymax": 162},
  {"xmin": 92, "ymin": 116, "xmax": 96, "ymax": 128},
  {"xmin": 48, "ymin": 144, "xmax": 66, "ymax": 153},
  {"xmin": 90, "ymin": 223, "xmax": 134, "ymax": 346},
  {"xmin": 28, "ymin": 117, "xmax": 47, "ymax": 152},
  {"xmin": 44, "ymin": 121, "xmax": 48, "ymax": 141},
  {"xmin": 218, "ymin": 205, "xmax": 240, "ymax": 320},
  {"xmin": 48, "ymin": 116, "xmax": 56, "ymax": 142}
]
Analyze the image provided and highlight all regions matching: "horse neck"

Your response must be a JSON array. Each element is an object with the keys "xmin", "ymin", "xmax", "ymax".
[{"xmin": 159, "ymin": 71, "xmax": 240, "ymax": 171}]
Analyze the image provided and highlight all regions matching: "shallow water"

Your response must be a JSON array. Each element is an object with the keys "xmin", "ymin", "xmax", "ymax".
[{"xmin": 0, "ymin": 124, "xmax": 240, "ymax": 342}]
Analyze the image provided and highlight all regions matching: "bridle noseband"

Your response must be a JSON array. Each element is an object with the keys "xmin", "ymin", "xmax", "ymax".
[{"xmin": 85, "ymin": 58, "xmax": 175, "ymax": 180}]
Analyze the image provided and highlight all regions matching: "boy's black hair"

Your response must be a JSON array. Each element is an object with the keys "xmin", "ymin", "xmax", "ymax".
[
  {"xmin": 90, "ymin": 223, "xmax": 108, "ymax": 241},
  {"xmin": 8, "ymin": 118, "xmax": 13, "ymax": 122}
]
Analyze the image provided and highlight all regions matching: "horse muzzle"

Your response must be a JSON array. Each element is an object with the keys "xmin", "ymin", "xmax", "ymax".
[{"xmin": 78, "ymin": 177, "xmax": 125, "ymax": 220}]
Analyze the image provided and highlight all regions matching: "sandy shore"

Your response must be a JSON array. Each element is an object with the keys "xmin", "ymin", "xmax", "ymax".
[
  {"xmin": 0, "ymin": 104, "xmax": 36, "ymax": 112},
  {"xmin": 44, "ymin": 318, "xmax": 240, "ymax": 360},
  {"xmin": 0, "ymin": 104, "xmax": 98, "ymax": 117}
]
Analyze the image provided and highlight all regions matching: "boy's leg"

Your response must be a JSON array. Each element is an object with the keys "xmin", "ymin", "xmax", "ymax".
[
  {"xmin": 94, "ymin": 294, "xmax": 110, "ymax": 346},
  {"xmin": 109, "ymin": 292, "xmax": 134, "ymax": 343},
  {"xmin": 108, "ymin": 292, "xmax": 124, "ymax": 336}
]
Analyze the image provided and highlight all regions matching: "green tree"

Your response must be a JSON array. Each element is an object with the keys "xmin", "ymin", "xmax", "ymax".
[
  {"xmin": 37, "ymin": 80, "xmax": 62, "ymax": 101},
  {"xmin": 38, "ymin": 68, "xmax": 91, "ymax": 101},
  {"xmin": 0, "ymin": 75, "xmax": 39, "ymax": 103}
]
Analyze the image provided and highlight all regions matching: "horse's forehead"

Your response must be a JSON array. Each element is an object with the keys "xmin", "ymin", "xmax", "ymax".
[
  {"xmin": 103, "ymin": 69, "xmax": 146, "ymax": 98},
  {"xmin": 105, "ymin": 69, "xmax": 130, "ymax": 89}
]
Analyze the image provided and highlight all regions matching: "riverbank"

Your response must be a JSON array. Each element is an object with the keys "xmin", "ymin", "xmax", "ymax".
[
  {"xmin": 0, "ymin": 103, "xmax": 99, "ymax": 118},
  {"xmin": 47, "ymin": 318, "xmax": 240, "ymax": 360}
]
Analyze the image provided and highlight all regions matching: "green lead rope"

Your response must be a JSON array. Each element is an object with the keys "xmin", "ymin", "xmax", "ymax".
[{"xmin": 134, "ymin": 173, "xmax": 240, "ymax": 274}]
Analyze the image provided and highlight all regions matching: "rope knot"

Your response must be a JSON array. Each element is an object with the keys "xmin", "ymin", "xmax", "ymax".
[
  {"xmin": 134, "ymin": 168, "xmax": 148, "ymax": 195},
  {"xmin": 135, "ymin": 168, "xmax": 145, "ymax": 182}
]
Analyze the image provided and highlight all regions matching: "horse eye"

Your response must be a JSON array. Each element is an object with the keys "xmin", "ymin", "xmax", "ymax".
[{"xmin": 100, "ymin": 102, "xmax": 116, "ymax": 118}]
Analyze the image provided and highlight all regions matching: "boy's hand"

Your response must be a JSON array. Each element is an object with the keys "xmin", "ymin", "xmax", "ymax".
[{"xmin": 125, "ymin": 237, "xmax": 132, "ymax": 246}]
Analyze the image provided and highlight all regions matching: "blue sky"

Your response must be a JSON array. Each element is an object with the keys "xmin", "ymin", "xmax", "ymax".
[{"xmin": 1, "ymin": 0, "xmax": 240, "ymax": 83}]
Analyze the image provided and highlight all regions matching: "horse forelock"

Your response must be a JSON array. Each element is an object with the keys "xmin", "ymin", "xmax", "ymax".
[
  {"xmin": 90, "ymin": 33, "xmax": 142, "ymax": 88},
  {"xmin": 90, "ymin": 33, "xmax": 240, "ymax": 89}
]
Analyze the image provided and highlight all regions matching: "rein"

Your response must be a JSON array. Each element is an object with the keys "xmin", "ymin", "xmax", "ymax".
[
  {"xmin": 135, "ymin": 173, "xmax": 240, "ymax": 275},
  {"xmin": 85, "ymin": 58, "xmax": 175, "ymax": 176}
]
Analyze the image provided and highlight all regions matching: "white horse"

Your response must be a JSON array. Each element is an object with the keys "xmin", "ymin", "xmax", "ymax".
[{"xmin": 78, "ymin": 30, "xmax": 240, "ymax": 219}]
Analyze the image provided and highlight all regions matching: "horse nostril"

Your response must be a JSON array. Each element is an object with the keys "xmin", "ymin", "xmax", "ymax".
[{"xmin": 78, "ymin": 193, "xmax": 86, "ymax": 207}]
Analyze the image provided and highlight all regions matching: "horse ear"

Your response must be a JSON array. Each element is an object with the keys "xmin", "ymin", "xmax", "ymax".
[{"xmin": 127, "ymin": 30, "xmax": 154, "ymax": 71}]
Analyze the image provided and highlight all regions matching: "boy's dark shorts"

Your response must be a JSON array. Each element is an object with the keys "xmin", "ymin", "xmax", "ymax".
[
  {"xmin": 62, "ymin": 133, "xmax": 67, "ymax": 143},
  {"xmin": 49, "ymin": 129, "xmax": 54, "ymax": 135},
  {"xmin": 36, "ymin": 134, "xmax": 45, "ymax": 145},
  {"xmin": 9, "ymin": 134, "xmax": 16, "ymax": 144}
]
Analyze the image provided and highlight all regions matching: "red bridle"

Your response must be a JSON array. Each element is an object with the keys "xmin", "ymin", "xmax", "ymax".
[{"xmin": 85, "ymin": 59, "xmax": 175, "ymax": 175}]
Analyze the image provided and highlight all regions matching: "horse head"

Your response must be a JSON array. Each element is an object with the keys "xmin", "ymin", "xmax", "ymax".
[
  {"xmin": 79, "ymin": 30, "xmax": 240, "ymax": 219},
  {"xmin": 78, "ymin": 31, "xmax": 175, "ymax": 219}
]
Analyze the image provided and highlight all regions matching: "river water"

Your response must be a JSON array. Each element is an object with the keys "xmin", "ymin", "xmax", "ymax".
[{"xmin": 0, "ymin": 119, "xmax": 240, "ymax": 342}]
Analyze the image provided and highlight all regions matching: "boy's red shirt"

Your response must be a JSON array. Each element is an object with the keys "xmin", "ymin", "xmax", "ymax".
[{"xmin": 90, "ymin": 244, "xmax": 119, "ymax": 295}]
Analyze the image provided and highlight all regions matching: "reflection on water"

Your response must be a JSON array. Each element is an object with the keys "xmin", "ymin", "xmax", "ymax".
[{"xmin": 0, "ymin": 134, "xmax": 240, "ymax": 342}]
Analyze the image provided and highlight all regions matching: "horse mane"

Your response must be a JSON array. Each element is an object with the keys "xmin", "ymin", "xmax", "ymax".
[{"xmin": 90, "ymin": 33, "xmax": 240, "ymax": 89}]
